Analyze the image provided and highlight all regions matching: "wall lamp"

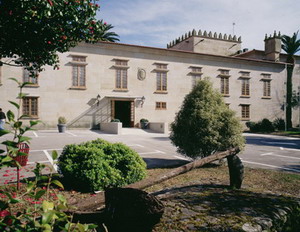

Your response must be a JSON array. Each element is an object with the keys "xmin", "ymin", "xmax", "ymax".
[
  {"xmin": 140, "ymin": 96, "xmax": 145, "ymax": 107},
  {"xmin": 96, "ymin": 94, "xmax": 101, "ymax": 106}
]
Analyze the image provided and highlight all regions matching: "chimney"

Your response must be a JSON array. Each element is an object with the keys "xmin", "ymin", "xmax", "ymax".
[{"xmin": 264, "ymin": 31, "xmax": 281, "ymax": 62}]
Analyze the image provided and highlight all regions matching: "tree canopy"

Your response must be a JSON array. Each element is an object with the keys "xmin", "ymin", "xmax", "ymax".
[
  {"xmin": 0, "ymin": 0, "xmax": 119, "ymax": 73},
  {"xmin": 281, "ymin": 31, "xmax": 300, "ymax": 129},
  {"xmin": 170, "ymin": 79, "xmax": 245, "ymax": 159}
]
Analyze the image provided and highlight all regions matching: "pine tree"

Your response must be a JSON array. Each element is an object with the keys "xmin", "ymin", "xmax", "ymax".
[{"xmin": 170, "ymin": 79, "xmax": 245, "ymax": 159}]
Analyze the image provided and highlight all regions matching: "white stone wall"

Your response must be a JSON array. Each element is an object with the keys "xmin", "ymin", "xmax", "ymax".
[{"xmin": 0, "ymin": 42, "xmax": 294, "ymax": 129}]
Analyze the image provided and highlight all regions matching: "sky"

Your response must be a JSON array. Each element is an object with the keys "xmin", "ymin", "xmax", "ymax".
[{"xmin": 98, "ymin": 0, "xmax": 300, "ymax": 52}]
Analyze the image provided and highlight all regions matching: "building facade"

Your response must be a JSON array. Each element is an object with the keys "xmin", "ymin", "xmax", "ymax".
[{"xmin": 1, "ymin": 30, "xmax": 299, "ymax": 129}]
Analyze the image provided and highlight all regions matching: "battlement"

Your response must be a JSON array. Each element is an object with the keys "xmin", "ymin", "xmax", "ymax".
[
  {"xmin": 167, "ymin": 29, "xmax": 242, "ymax": 56},
  {"xmin": 167, "ymin": 29, "xmax": 242, "ymax": 48},
  {"xmin": 264, "ymin": 30, "xmax": 281, "ymax": 41}
]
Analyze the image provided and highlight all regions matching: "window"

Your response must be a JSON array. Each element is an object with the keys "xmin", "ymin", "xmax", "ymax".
[
  {"xmin": 156, "ymin": 102, "xmax": 167, "ymax": 110},
  {"xmin": 241, "ymin": 105, "xmax": 250, "ymax": 120},
  {"xmin": 23, "ymin": 97, "xmax": 38, "ymax": 118},
  {"xmin": 220, "ymin": 77, "xmax": 229, "ymax": 95},
  {"xmin": 241, "ymin": 79, "xmax": 250, "ymax": 96},
  {"xmin": 114, "ymin": 59, "xmax": 128, "ymax": 90},
  {"xmin": 261, "ymin": 73, "xmax": 271, "ymax": 98},
  {"xmin": 71, "ymin": 56, "xmax": 87, "ymax": 88},
  {"xmin": 219, "ymin": 69, "xmax": 230, "ymax": 95},
  {"xmin": 23, "ymin": 69, "xmax": 38, "ymax": 85},
  {"xmin": 155, "ymin": 63, "xmax": 168, "ymax": 92},
  {"xmin": 156, "ymin": 72, "xmax": 167, "ymax": 91},
  {"xmin": 189, "ymin": 66, "xmax": 202, "ymax": 87},
  {"xmin": 116, "ymin": 69, "xmax": 128, "ymax": 89}
]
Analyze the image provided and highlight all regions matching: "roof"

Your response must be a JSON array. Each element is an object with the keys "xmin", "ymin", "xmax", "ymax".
[{"xmin": 82, "ymin": 41, "xmax": 287, "ymax": 66}]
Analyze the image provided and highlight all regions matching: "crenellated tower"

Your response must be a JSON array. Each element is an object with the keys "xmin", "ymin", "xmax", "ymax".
[
  {"xmin": 167, "ymin": 29, "xmax": 242, "ymax": 56},
  {"xmin": 264, "ymin": 31, "xmax": 281, "ymax": 62}
]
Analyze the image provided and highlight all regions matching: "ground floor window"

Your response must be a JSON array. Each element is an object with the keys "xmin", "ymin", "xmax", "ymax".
[
  {"xmin": 156, "ymin": 102, "xmax": 167, "ymax": 110},
  {"xmin": 23, "ymin": 97, "xmax": 38, "ymax": 118},
  {"xmin": 241, "ymin": 105, "xmax": 250, "ymax": 120}
]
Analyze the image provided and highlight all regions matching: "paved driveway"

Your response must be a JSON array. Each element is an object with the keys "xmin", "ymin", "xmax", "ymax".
[{"xmin": 1, "ymin": 129, "xmax": 299, "ymax": 185}]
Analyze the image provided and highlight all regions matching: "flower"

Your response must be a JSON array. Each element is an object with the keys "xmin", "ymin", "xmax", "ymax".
[
  {"xmin": 0, "ymin": 210, "xmax": 10, "ymax": 217},
  {"xmin": 47, "ymin": 0, "xmax": 53, "ymax": 6}
]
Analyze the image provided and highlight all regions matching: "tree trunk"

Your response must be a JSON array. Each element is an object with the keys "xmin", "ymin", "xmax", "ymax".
[
  {"xmin": 71, "ymin": 147, "xmax": 240, "ymax": 213},
  {"xmin": 286, "ymin": 64, "xmax": 294, "ymax": 130},
  {"xmin": 227, "ymin": 155, "xmax": 244, "ymax": 189}
]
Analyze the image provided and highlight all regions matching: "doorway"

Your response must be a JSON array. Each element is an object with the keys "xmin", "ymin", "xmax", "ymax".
[{"xmin": 113, "ymin": 100, "xmax": 134, "ymax": 127}]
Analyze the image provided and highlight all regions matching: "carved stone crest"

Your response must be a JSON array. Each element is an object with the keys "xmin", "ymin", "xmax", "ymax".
[{"xmin": 137, "ymin": 68, "xmax": 146, "ymax": 80}]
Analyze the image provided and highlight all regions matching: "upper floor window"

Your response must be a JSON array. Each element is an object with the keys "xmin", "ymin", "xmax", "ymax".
[
  {"xmin": 23, "ymin": 97, "xmax": 38, "ymax": 118},
  {"xmin": 23, "ymin": 69, "xmax": 38, "ymax": 86},
  {"xmin": 261, "ymin": 73, "xmax": 271, "ymax": 98},
  {"xmin": 189, "ymin": 66, "xmax": 202, "ymax": 87},
  {"xmin": 71, "ymin": 55, "xmax": 87, "ymax": 89},
  {"xmin": 220, "ymin": 77, "xmax": 229, "ymax": 95},
  {"xmin": 219, "ymin": 69, "xmax": 230, "ymax": 96},
  {"xmin": 241, "ymin": 79, "xmax": 250, "ymax": 96},
  {"xmin": 113, "ymin": 59, "xmax": 129, "ymax": 90},
  {"xmin": 154, "ymin": 63, "xmax": 168, "ymax": 93}
]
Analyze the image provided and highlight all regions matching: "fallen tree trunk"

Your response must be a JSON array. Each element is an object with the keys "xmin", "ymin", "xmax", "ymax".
[{"xmin": 71, "ymin": 147, "xmax": 240, "ymax": 213}]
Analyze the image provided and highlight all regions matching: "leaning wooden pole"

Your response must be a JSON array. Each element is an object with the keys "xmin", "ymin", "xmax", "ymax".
[{"xmin": 72, "ymin": 147, "xmax": 240, "ymax": 213}]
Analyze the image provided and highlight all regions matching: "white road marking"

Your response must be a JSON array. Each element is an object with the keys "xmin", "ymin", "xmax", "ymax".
[
  {"xmin": 261, "ymin": 153, "xmax": 300, "ymax": 160},
  {"xmin": 280, "ymin": 147, "xmax": 300, "ymax": 152},
  {"xmin": 27, "ymin": 160, "xmax": 50, "ymax": 164},
  {"xmin": 128, "ymin": 144, "xmax": 145, "ymax": 147},
  {"xmin": 66, "ymin": 131, "xmax": 77, "ymax": 137},
  {"xmin": 43, "ymin": 150, "xmax": 58, "ymax": 172},
  {"xmin": 33, "ymin": 132, "xmax": 38, "ymax": 137},
  {"xmin": 29, "ymin": 148, "xmax": 63, "ymax": 152},
  {"xmin": 264, "ymin": 142, "xmax": 298, "ymax": 145},
  {"xmin": 260, "ymin": 152, "xmax": 274, "ymax": 156},
  {"xmin": 241, "ymin": 160, "xmax": 300, "ymax": 173},
  {"xmin": 139, "ymin": 150, "xmax": 166, "ymax": 155},
  {"xmin": 173, "ymin": 155, "xmax": 190, "ymax": 161}
]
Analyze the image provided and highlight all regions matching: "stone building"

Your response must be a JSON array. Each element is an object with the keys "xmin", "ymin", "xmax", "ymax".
[{"xmin": 0, "ymin": 30, "xmax": 299, "ymax": 129}]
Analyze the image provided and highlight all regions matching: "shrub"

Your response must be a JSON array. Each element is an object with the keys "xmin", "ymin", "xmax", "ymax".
[
  {"xmin": 58, "ymin": 116, "xmax": 67, "ymax": 124},
  {"xmin": 140, "ymin": 118, "xmax": 149, "ymax": 123},
  {"xmin": 246, "ymin": 118, "xmax": 275, "ymax": 133},
  {"xmin": 170, "ymin": 79, "xmax": 245, "ymax": 159},
  {"xmin": 273, "ymin": 118, "xmax": 285, "ymax": 131},
  {"xmin": 261, "ymin": 118, "xmax": 275, "ymax": 132},
  {"xmin": 58, "ymin": 139, "xmax": 147, "ymax": 192},
  {"xmin": 110, "ymin": 118, "xmax": 120, "ymax": 122}
]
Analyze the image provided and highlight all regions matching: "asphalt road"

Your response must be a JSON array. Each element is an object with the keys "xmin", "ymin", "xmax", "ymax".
[{"xmin": 1, "ymin": 129, "xmax": 300, "ymax": 183}]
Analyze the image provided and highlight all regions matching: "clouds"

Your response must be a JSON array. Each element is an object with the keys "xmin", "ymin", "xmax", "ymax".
[{"xmin": 98, "ymin": 0, "xmax": 300, "ymax": 51}]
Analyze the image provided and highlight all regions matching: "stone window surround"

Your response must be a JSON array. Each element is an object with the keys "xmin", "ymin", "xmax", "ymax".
[
  {"xmin": 22, "ymin": 96, "xmax": 39, "ymax": 119},
  {"xmin": 69, "ymin": 55, "xmax": 88, "ymax": 90}
]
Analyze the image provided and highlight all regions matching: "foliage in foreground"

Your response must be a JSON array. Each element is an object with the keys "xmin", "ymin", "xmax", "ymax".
[
  {"xmin": 0, "ymin": 161, "xmax": 97, "ymax": 231},
  {"xmin": 170, "ymin": 79, "xmax": 245, "ymax": 159},
  {"xmin": 0, "ymin": 0, "xmax": 119, "ymax": 74},
  {"xmin": 58, "ymin": 139, "xmax": 147, "ymax": 192}
]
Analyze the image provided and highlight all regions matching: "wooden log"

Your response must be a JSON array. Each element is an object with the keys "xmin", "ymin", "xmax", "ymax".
[{"xmin": 71, "ymin": 147, "xmax": 240, "ymax": 213}]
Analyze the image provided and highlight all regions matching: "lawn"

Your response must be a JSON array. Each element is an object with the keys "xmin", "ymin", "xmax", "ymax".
[{"xmin": 1, "ymin": 164, "xmax": 300, "ymax": 231}]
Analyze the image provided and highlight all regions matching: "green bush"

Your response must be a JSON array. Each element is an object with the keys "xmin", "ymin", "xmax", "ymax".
[
  {"xmin": 246, "ymin": 118, "xmax": 275, "ymax": 133},
  {"xmin": 58, "ymin": 139, "xmax": 147, "ymax": 192},
  {"xmin": 273, "ymin": 118, "xmax": 285, "ymax": 131},
  {"xmin": 170, "ymin": 79, "xmax": 245, "ymax": 159}
]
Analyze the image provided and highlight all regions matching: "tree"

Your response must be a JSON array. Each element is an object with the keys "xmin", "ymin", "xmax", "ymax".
[
  {"xmin": 170, "ymin": 79, "xmax": 245, "ymax": 159},
  {"xmin": 281, "ymin": 31, "xmax": 300, "ymax": 129},
  {"xmin": 0, "ymin": 0, "xmax": 119, "ymax": 74}
]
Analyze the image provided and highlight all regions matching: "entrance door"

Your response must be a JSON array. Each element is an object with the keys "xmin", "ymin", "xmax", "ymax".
[{"xmin": 114, "ymin": 100, "xmax": 133, "ymax": 127}]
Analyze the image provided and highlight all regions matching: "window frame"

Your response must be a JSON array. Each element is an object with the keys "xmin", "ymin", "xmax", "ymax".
[
  {"xmin": 261, "ymin": 73, "xmax": 272, "ymax": 98},
  {"xmin": 154, "ymin": 63, "xmax": 168, "ymax": 93},
  {"xmin": 241, "ymin": 78, "xmax": 250, "ymax": 97},
  {"xmin": 220, "ymin": 77, "xmax": 229, "ymax": 95},
  {"xmin": 70, "ymin": 55, "xmax": 87, "ymax": 90},
  {"xmin": 113, "ymin": 59, "xmax": 129, "ymax": 91},
  {"xmin": 22, "ymin": 97, "xmax": 39, "ymax": 118},
  {"xmin": 23, "ymin": 69, "xmax": 39, "ymax": 87},
  {"xmin": 155, "ymin": 101, "xmax": 167, "ymax": 110},
  {"xmin": 240, "ymin": 104, "xmax": 250, "ymax": 120}
]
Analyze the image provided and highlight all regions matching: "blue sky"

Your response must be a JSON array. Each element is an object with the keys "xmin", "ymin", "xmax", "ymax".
[{"xmin": 98, "ymin": 0, "xmax": 300, "ymax": 52}]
